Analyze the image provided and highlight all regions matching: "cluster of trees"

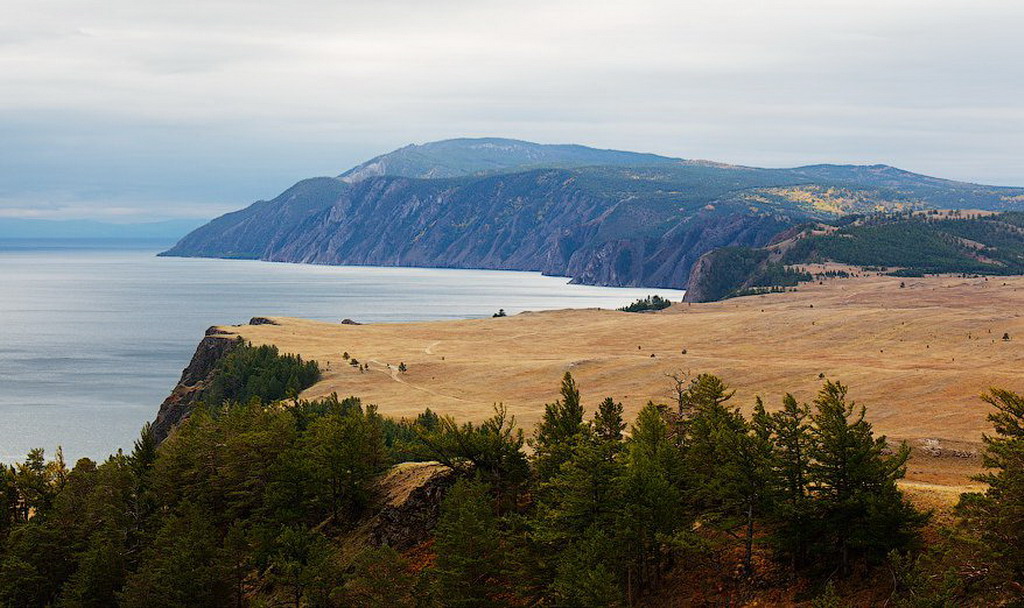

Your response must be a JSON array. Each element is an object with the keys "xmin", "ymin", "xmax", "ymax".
[
  {"xmin": 618, "ymin": 295, "xmax": 673, "ymax": 313},
  {"xmin": 0, "ymin": 393, "xmax": 389, "ymax": 608},
  {"xmin": 204, "ymin": 341, "xmax": 321, "ymax": 405},
  {"xmin": 404, "ymin": 373, "xmax": 927, "ymax": 606},
  {"xmin": 1, "ymin": 363, "xmax": 1023, "ymax": 606}
]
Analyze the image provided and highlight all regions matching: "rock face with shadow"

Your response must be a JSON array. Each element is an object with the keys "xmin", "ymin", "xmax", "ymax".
[
  {"xmin": 151, "ymin": 328, "xmax": 239, "ymax": 442},
  {"xmin": 368, "ymin": 462, "xmax": 458, "ymax": 550},
  {"xmin": 161, "ymin": 138, "xmax": 1024, "ymax": 290}
]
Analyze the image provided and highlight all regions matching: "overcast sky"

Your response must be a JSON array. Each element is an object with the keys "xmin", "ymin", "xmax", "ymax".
[{"xmin": 1, "ymin": 0, "xmax": 1021, "ymax": 221}]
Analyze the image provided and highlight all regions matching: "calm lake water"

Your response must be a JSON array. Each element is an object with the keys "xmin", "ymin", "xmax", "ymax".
[{"xmin": 0, "ymin": 239, "xmax": 684, "ymax": 462}]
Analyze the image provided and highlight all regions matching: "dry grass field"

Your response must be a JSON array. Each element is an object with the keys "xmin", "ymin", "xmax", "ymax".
[{"xmin": 217, "ymin": 273, "xmax": 1024, "ymax": 497}]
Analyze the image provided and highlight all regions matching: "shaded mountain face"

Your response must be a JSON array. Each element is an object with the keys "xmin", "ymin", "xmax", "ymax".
[{"xmin": 163, "ymin": 139, "xmax": 1024, "ymax": 290}]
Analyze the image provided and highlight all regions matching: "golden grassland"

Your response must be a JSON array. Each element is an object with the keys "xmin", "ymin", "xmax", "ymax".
[{"xmin": 217, "ymin": 273, "xmax": 1024, "ymax": 499}]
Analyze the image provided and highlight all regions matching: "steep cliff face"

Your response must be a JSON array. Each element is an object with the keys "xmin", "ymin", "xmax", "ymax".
[
  {"xmin": 565, "ymin": 212, "xmax": 792, "ymax": 288},
  {"xmin": 162, "ymin": 138, "xmax": 1024, "ymax": 290},
  {"xmin": 682, "ymin": 248, "xmax": 773, "ymax": 303},
  {"xmin": 163, "ymin": 169, "xmax": 803, "ymax": 289},
  {"xmin": 151, "ymin": 329, "xmax": 239, "ymax": 442}
]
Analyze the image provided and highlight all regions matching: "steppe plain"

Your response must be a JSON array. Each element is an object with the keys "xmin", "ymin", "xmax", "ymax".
[{"xmin": 219, "ymin": 272, "xmax": 1024, "ymax": 502}]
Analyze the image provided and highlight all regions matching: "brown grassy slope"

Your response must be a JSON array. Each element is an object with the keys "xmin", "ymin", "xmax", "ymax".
[{"xmin": 216, "ymin": 273, "xmax": 1024, "ymax": 490}]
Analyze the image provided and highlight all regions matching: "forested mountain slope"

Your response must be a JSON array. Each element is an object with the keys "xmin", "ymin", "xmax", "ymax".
[{"xmin": 685, "ymin": 211, "xmax": 1024, "ymax": 301}]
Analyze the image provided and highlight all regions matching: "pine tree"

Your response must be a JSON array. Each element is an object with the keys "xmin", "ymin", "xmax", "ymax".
[
  {"xmin": 266, "ymin": 526, "xmax": 334, "ymax": 608},
  {"xmin": 119, "ymin": 506, "xmax": 233, "ymax": 608},
  {"xmin": 416, "ymin": 405, "xmax": 529, "ymax": 506},
  {"xmin": 680, "ymin": 373, "xmax": 735, "ymax": 416},
  {"xmin": 807, "ymin": 381, "xmax": 927, "ymax": 572},
  {"xmin": 593, "ymin": 397, "xmax": 625, "ymax": 442},
  {"xmin": 531, "ymin": 429, "xmax": 626, "ymax": 603},
  {"xmin": 531, "ymin": 373, "xmax": 586, "ymax": 482},
  {"xmin": 432, "ymin": 478, "xmax": 502, "ymax": 607},
  {"xmin": 0, "ymin": 464, "xmax": 18, "ymax": 541},
  {"xmin": 535, "ymin": 431, "xmax": 625, "ymax": 545},
  {"xmin": 956, "ymin": 389, "xmax": 1024, "ymax": 583},
  {"xmin": 715, "ymin": 415, "xmax": 774, "ymax": 576},
  {"xmin": 618, "ymin": 403, "xmax": 686, "ymax": 602},
  {"xmin": 303, "ymin": 404, "xmax": 386, "ymax": 522},
  {"xmin": 339, "ymin": 546, "xmax": 425, "ymax": 608},
  {"xmin": 679, "ymin": 375, "xmax": 746, "ymax": 511},
  {"xmin": 754, "ymin": 394, "xmax": 816, "ymax": 572},
  {"xmin": 551, "ymin": 529, "xmax": 624, "ymax": 607}
]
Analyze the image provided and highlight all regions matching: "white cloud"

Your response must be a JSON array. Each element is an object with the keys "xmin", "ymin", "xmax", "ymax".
[{"xmin": 1, "ymin": 0, "xmax": 1021, "ymax": 219}]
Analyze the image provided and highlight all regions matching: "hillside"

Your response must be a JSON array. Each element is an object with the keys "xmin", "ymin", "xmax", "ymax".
[
  {"xmin": 194, "ymin": 273, "xmax": 1022, "ymax": 461},
  {"xmin": 338, "ymin": 136, "xmax": 680, "ymax": 182},
  {"xmin": 161, "ymin": 139, "xmax": 1024, "ymax": 290},
  {"xmin": 685, "ymin": 211, "xmax": 1024, "ymax": 301}
]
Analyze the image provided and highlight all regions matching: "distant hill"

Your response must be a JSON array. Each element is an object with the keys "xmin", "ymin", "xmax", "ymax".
[
  {"xmin": 163, "ymin": 138, "xmax": 1024, "ymax": 289},
  {"xmin": 0, "ymin": 218, "xmax": 206, "ymax": 240},
  {"xmin": 684, "ymin": 211, "xmax": 1024, "ymax": 301},
  {"xmin": 338, "ymin": 137, "xmax": 680, "ymax": 182}
]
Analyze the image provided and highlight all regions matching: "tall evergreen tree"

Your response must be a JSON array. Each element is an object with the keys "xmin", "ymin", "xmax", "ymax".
[
  {"xmin": 431, "ymin": 478, "xmax": 502, "ymax": 608},
  {"xmin": 957, "ymin": 388, "xmax": 1024, "ymax": 584},
  {"xmin": 618, "ymin": 403, "xmax": 687, "ymax": 602},
  {"xmin": 339, "ymin": 546, "xmax": 425, "ymax": 608},
  {"xmin": 119, "ymin": 506, "xmax": 233, "ymax": 608},
  {"xmin": 531, "ymin": 372, "xmax": 586, "ymax": 482},
  {"xmin": 0, "ymin": 464, "xmax": 19, "ymax": 542},
  {"xmin": 551, "ymin": 529, "xmax": 624, "ymax": 608},
  {"xmin": 593, "ymin": 397, "xmax": 626, "ymax": 442},
  {"xmin": 807, "ymin": 381, "xmax": 927, "ymax": 572},
  {"xmin": 755, "ymin": 394, "xmax": 815, "ymax": 571},
  {"xmin": 416, "ymin": 405, "xmax": 529, "ymax": 505},
  {"xmin": 714, "ymin": 415, "xmax": 774, "ymax": 576},
  {"xmin": 303, "ymin": 403, "xmax": 386, "ymax": 522},
  {"xmin": 679, "ymin": 375, "xmax": 746, "ymax": 511}
]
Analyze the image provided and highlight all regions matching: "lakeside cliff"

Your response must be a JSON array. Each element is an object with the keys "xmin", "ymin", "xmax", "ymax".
[{"xmin": 161, "ymin": 138, "xmax": 1024, "ymax": 290}]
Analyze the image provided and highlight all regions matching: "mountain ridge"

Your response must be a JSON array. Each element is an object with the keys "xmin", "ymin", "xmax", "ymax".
[{"xmin": 162, "ymin": 138, "xmax": 1024, "ymax": 290}]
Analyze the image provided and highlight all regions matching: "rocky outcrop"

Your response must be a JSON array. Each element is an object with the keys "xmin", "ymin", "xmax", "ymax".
[
  {"xmin": 151, "ymin": 328, "xmax": 239, "ymax": 442},
  {"xmin": 368, "ymin": 462, "xmax": 457, "ymax": 549}
]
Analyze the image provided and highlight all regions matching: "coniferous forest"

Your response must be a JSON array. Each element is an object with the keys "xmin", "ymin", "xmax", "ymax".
[{"xmin": 1, "ymin": 350, "xmax": 1023, "ymax": 606}]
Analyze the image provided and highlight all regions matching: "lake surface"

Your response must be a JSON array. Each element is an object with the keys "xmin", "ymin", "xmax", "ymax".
[{"xmin": 0, "ymin": 240, "xmax": 684, "ymax": 462}]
